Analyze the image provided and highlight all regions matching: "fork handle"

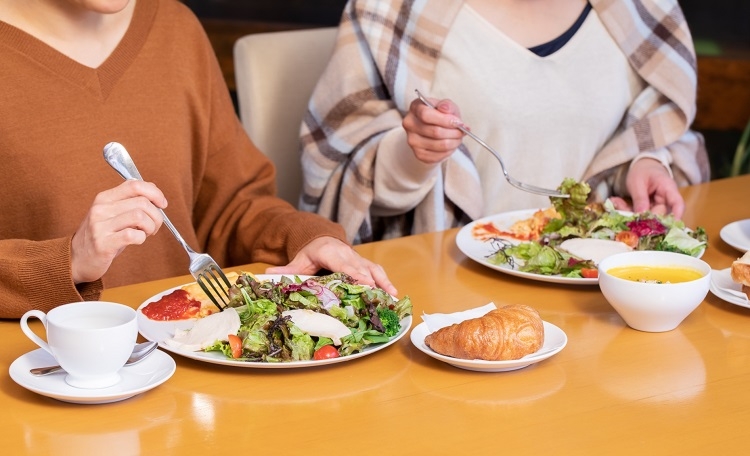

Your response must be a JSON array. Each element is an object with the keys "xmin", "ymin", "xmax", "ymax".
[
  {"xmin": 414, "ymin": 90, "xmax": 510, "ymax": 180},
  {"xmin": 156, "ymin": 209, "xmax": 196, "ymax": 254},
  {"xmin": 103, "ymin": 142, "xmax": 197, "ymax": 255},
  {"xmin": 414, "ymin": 90, "xmax": 567, "ymax": 199},
  {"xmin": 103, "ymin": 142, "xmax": 146, "ymax": 181},
  {"xmin": 452, "ymin": 124, "xmax": 511, "ymax": 180}
]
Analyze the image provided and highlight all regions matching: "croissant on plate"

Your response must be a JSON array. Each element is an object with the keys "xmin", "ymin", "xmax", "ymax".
[{"xmin": 424, "ymin": 304, "xmax": 544, "ymax": 361}]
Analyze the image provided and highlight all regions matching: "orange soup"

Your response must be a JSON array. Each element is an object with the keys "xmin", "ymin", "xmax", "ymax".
[{"xmin": 607, "ymin": 265, "xmax": 703, "ymax": 284}]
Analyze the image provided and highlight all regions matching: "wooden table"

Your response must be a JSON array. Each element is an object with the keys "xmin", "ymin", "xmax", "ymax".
[{"xmin": 3, "ymin": 175, "xmax": 750, "ymax": 454}]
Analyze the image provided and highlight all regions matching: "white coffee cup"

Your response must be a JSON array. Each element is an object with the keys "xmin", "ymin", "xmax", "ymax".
[{"xmin": 20, "ymin": 301, "xmax": 138, "ymax": 389}]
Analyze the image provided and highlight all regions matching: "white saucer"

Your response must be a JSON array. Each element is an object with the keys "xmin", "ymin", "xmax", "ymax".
[
  {"xmin": 709, "ymin": 268, "xmax": 750, "ymax": 309},
  {"xmin": 410, "ymin": 321, "xmax": 567, "ymax": 372},
  {"xmin": 720, "ymin": 219, "xmax": 750, "ymax": 253},
  {"xmin": 9, "ymin": 348, "xmax": 176, "ymax": 404}
]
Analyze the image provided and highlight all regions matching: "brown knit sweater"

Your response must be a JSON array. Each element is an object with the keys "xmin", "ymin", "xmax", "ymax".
[{"xmin": 0, "ymin": 0, "xmax": 346, "ymax": 318}]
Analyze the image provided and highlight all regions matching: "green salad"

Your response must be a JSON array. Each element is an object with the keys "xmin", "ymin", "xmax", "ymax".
[
  {"xmin": 487, "ymin": 178, "xmax": 708, "ymax": 278},
  {"xmin": 204, "ymin": 272, "xmax": 412, "ymax": 362}
]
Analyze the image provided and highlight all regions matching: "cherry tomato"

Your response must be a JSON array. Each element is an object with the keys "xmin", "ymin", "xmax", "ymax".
[
  {"xmin": 313, "ymin": 345, "xmax": 340, "ymax": 360},
  {"xmin": 228, "ymin": 334, "xmax": 242, "ymax": 359},
  {"xmin": 581, "ymin": 268, "xmax": 599, "ymax": 279}
]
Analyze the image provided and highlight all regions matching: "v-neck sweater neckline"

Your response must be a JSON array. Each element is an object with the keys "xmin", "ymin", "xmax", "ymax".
[{"xmin": 0, "ymin": 0, "xmax": 157, "ymax": 100}]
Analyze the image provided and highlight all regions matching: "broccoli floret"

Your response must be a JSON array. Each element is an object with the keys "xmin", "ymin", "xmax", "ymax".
[{"xmin": 376, "ymin": 308, "xmax": 401, "ymax": 337}]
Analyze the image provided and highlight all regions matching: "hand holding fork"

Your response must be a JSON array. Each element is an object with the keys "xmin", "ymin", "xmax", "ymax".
[
  {"xmin": 103, "ymin": 142, "xmax": 232, "ymax": 311},
  {"xmin": 412, "ymin": 90, "xmax": 568, "ymax": 199}
]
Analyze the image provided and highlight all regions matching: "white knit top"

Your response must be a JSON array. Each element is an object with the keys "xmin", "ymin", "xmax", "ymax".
[{"xmin": 375, "ymin": 3, "xmax": 646, "ymax": 216}]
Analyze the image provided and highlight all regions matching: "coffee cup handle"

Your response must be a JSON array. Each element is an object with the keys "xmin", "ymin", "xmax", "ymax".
[{"xmin": 20, "ymin": 310, "xmax": 54, "ymax": 357}]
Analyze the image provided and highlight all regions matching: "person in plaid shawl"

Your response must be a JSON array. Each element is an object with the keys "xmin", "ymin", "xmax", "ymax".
[{"xmin": 300, "ymin": 0, "xmax": 710, "ymax": 244}]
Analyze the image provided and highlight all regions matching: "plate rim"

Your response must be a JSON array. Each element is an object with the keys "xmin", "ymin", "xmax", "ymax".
[
  {"xmin": 719, "ymin": 219, "xmax": 750, "ymax": 253},
  {"xmin": 9, "ymin": 348, "xmax": 176, "ymax": 404},
  {"xmin": 409, "ymin": 320, "xmax": 567, "ymax": 372},
  {"xmin": 456, "ymin": 208, "xmax": 598, "ymax": 285},
  {"xmin": 709, "ymin": 267, "xmax": 750, "ymax": 309},
  {"xmin": 137, "ymin": 274, "xmax": 413, "ymax": 369},
  {"xmin": 457, "ymin": 208, "xmax": 705, "ymax": 285}
]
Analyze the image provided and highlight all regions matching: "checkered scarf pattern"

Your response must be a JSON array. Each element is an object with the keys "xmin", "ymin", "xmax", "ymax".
[{"xmin": 300, "ymin": 0, "xmax": 710, "ymax": 244}]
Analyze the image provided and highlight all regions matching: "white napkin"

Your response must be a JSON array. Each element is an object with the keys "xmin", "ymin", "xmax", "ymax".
[{"xmin": 421, "ymin": 303, "xmax": 497, "ymax": 333}]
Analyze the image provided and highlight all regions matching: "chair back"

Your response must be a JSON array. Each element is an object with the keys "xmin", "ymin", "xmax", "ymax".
[{"xmin": 233, "ymin": 27, "xmax": 338, "ymax": 206}]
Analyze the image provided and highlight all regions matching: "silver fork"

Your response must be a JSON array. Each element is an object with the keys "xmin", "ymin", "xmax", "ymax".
[
  {"xmin": 414, "ymin": 90, "xmax": 569, "ymax": 199},
  {"xmin": 103, "ymin": 142, "xmax": 232, "ymax": 311}
]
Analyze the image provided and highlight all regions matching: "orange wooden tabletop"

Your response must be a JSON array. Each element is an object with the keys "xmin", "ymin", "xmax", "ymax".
[{"xmin": 3, "ymin": 175, "xmax": 750, "ymax": 454}]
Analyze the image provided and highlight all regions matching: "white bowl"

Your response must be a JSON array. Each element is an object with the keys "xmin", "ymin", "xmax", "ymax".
[{"xmin": 598, "ymin": 251, "xmax": 711, "ymax": 332}]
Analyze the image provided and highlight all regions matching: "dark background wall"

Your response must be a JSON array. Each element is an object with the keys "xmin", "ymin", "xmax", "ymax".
[
  {"xmin": 680, "ymin": 0, "xmax": 749, "ymax": 56},
  {"xmin": 182, "ymin": 0, "xmax": 750, "ymax": 179},
  {"xmin": 182, "ymin": 0, "xmax": 348, "ymax": 25},
  {"xmin": 182, "ymin": 0, "xmax": 749, "ymax": 52}
]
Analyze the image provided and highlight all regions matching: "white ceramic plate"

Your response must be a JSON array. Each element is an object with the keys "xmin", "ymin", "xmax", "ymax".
[
  {"xmin": 720, "ymin": 219, "xmax": 750, "ymax": 253},
  {"xmin": 410, "ymin": 321, "xmax": 567, "ymax": 372},
  {"xmin": 456, "ymin": 209, "xmax": 598, "ymax": 285},
  {"xmin": 709, "ymin": 268, "xmax": 750, "ymax": 309},
  {"xmin": 9, "ymin": 348, "xmax": 175, "ymax": 404},
  {"xmin": 137, "ymin": 275, "xmax": 412, "ymax": 368},
  {"xmin": 457, "ymin": 209, "xmax": 705, "ymax": 285}
]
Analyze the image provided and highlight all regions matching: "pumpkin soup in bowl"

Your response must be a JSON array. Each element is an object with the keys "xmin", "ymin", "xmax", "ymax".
[
  {"xmin": 598, "ymin": 251, "xmax": 711, "ymax": 332},
  {"xmin": 606, "ymin": 265, "xmax": 704, "ymax": 284}
]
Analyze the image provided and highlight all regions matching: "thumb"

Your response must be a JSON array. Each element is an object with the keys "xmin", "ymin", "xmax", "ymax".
[{"xmin": 608, "ymin": 196, "xmax": 632, "ymax": 212}]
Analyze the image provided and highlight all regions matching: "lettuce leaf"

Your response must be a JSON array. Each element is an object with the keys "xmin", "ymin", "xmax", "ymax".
[
  {"xmin": 553, "ymin": 178, "xmax": 590, "ymax": 222},
  {"xmin": 658, "ymin": 226, "xmax": 707, "ymax": 256},
  {"xmin": 519, "ymin": 246, "xmax": 567, "ymax": 275},
  {"xmin": 285, "ymin": 324, "xmax": 314, "ymax": 361}
]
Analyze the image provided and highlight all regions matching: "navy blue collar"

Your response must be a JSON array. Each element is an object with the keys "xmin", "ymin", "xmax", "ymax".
[{"xmin": 528, "ymin": 2, "xmax": 592, "ymax": 57}]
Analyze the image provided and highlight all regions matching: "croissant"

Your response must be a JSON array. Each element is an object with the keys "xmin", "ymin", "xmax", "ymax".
[{"xmin": 424, "ymin": 304, "xmax": 544, "ymax": 361}]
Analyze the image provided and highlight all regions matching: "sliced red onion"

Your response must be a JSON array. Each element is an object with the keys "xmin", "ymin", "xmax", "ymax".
[{"xmin": 301, "ymin": 280, "xmax": 340, "ymax": 310}]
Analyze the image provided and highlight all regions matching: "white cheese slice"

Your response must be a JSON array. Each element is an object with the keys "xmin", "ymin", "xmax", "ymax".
[
  {"xmin": 282, "ymin": 309, "xmax": 351, "ymax": 346},
  {"xmin": 164, "ymin": 307, "xmax": 241, "ymax": 352},
  {"xmin": 558, "ymin": 238, "xmax": 632, "ymax": 265}
]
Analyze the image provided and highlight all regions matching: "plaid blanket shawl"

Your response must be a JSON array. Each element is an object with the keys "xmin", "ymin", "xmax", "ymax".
[{"xmin": 300, "ymin": 0, "xmax": 710, "ymax": 244}]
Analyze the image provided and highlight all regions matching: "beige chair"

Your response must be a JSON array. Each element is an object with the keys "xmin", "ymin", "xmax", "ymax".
[{"xmin": 233, "ymin": 27, "xmax": 338, "ymax": 206}]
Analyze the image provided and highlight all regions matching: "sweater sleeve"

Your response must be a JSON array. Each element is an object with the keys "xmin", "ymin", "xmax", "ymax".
[
  {"xmin": 0, "ymin": 237, "xmax": 102, "ymax": 319},
  {"xmin": 298, "ymin": 52, "xmax": 410, "ymax": 242},
  {"xmin": 371, "ymin": 125, "xmax": 442, "ymax": 216},
  {"xmin": 188, "ymin": 21, "xmax": 347, "ymax": 268}
]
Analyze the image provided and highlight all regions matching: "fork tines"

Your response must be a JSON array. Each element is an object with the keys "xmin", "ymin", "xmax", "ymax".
[{"xmin": 196, "ymin": 264, "xmax": 232, "ymax": 311}]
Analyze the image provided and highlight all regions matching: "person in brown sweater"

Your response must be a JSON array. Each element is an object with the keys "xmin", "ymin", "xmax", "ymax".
[{"xmin": 0, "ymin": 0, "xmax": 395, "ymax": 318}]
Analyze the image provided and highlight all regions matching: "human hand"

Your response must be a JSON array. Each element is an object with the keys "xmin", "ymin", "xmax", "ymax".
[
  {"xmin": 265, "ymin": 236, "xmax": 398, "ymax": 296},
  {"xmin": 612, "ymin": 158, "xmax": 684, "ymax": 218},
  {"xmin": 71, "ymin": 180, "xmax": 167, "ymax": 284},
  {"xmin": 403, "ymin": 95, "xmax": 466, "ymax": 164}
]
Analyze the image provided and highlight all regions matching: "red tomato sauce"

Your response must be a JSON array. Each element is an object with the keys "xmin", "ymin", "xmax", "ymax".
[
  {"xmin": 475, "ymin": 222, "xmax": 502, "ymax": 236},
  {"xmin": 142, "ymin": 289, "xmax": 201, "ymax": 321},
  {"xmin": 473, "ymin": 221, "xmax": 531, "ymax": 241}
]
